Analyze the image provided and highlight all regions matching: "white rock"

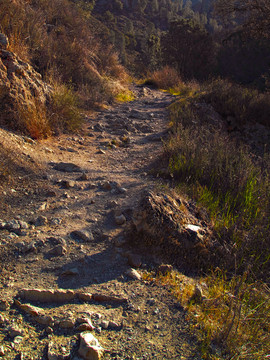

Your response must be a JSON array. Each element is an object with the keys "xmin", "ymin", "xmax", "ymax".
[
  {"xmin": 126, "ymin": 268, "xmax": 141, "ymax": 280},
  {"xmin": 78, "ymin": 332, "xmax": 103, "ymax": 360}
]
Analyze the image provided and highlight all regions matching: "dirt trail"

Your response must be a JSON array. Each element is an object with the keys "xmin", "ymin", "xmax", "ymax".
[{"xmin": 0, "ymin": 86, "xmax": 200, "ymax": 359}]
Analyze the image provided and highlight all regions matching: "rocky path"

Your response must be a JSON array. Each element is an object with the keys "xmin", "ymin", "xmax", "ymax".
[{"xmin": 0, "ymin": 86, "xmax": 201, "ymax": 359}]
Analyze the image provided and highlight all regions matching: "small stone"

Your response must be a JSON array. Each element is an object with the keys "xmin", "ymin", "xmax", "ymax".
[
  {"xmin": 114, "ymin": 236, "xmax": 126, "ymax": 247},
  {"xmin": 38, "ymin": 202, "xmax": 49, "ymax": 211},
  {"xmin": 191, "ymin": 285, "xmax": 203, "ymax": 303},
  {"xmin": 60, "ymin": 180, "xmax": 76, "ymax": 189},
  {"xmin": 46, "ymin": 327, "xmax": 53, "ymax": 334},
  {"xmin": 78, "ymin": 173, "xmax": 88, "ymax": 181},
  {"xmin": 97, "ymin": 149, "xmax": 106, "ymax": 154},
  {"xmin": 35, "ymin": 314, "xmax": 54, "ymax": 326},
  {"xmin": 100, "ymin": 181, "xmax": 112, "ymax": 190},
  {"xmin": 0, "ymin": 298, "xmax": 10, "ymax": 311},
  {"xmin": 115, "ymin": 214, "xmax": 126, "ymax": 226},
  {"xmin": 157, "ymin": 264, "xmax": 173, "ymax": 275},
  {"xmin": 13, "ymin": 336, "xmax": 23, "ymax": 344},
  {"xmin": 0, "ymin": 314, "xmax": 6, "ymax": 324},
  {"xmin": 95, "ymin": 327, "xmax": 101, "ymax": 334},
  {"xmin": 128, "ymin": 254, "xmax": 142, "ymax": 268},
  {"xmin": 0, "ymin": 33, "xmax": 9, "ymax": 49},
  {"xmin": 108, "ymin": 321, "xmax": 119, "ymax": 329},
  {"xmin": 47, "ymin": 245, "xmax": 67, "ymax": 257},
  {"xmin": 100, "ymin": 320, "xmax": 109, "ymax": 329},
  {"xmin": 147, "ymin": 298, "xmax": 156, "ymax": 306},
  {"xmin": 71, "ymin": 230, "xmax": 94, "ymax": 242},
  {"xmin": 53, "ymin": 162, "xmax": 82, "ymax": 173},
  {"xmin": 79, "ymin": 332, "xmax": 103, "ymax": 360},
  {"xmin": 35, "ymin": 216, "xmax": 48, "ymax": 226},
  {"xmin": 77, "ymin": 323, "xmax": 95, "ymax": 332},
  {"xmin": 0, "ymin": 345, "xmax": 5, "ymax": 356},
  {"xmin": 8, "ymin": 326, "xmax": 24, "ymax": 338},
  {"xmin": 59, "ymin": 318, "xmax": 75, "ymax": 329},
  {"xmin": 126, "ymin": 268, "xmax": 141, "ymax": 280}
]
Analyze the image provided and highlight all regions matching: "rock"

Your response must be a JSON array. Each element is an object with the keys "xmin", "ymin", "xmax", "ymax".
[
  {"xmin": 8, "ymin": 326, "xmax": 24, "ymax": 338},
  {"xmin": 52, "ymin": 162, "xmax": 82, "ymax": 172},
  {"xmin": 47, "ymin": 237, "xmax": 66, "ymax": 246},
  {"xmin": 78, "ymin": 332, "xmax": 103, "ymax": 360},
  {"xmin": 14, "ymin": 299, "xmax": 42, "ymax": 316},
  {"xmin": 97, "ymin": 149, "xmax": 106, "ymax": 154},
  {"xmin": 35, "ymin": 216, "xmax": 48, "ymax": 226},
  {"xmin": 157, "ymin": 264, "xmax": 173, "ymax": 275},
  {"xmin": 78, "ymin": 173, "xmax": 88, "ymax": 181},
  {"xmin": 76, "ymin": 317, "xmax": 95, "ymax": 331},
  {"xmin": 0, "ymin": 298, "xmax": 10, "ymax": 310},
  {"xmin": 100, "ymin": 320, "xmax": 109, "ymax": 329},
  {"xmin": 132, "ymin": 191, "xmax": 213, "ymax": 269},
  {"xmin": 100, "ymin": 181, "xmax": 112, "ymax": 190},
  {"xmin": 0, "ymin": 314, "xmax": 6, "ymax": 324},
  {"xmin": 60, "ymin": 180, "xmax": 76, "ymax": 189},
  {"xmin": 71, "ymin": 230, "xmax": 94, "ymax": 242},
  {"xmin": 13, "ymin": 336, "xmax": 23, "ymax": 344},
  {"xmin": 47, "ymin": 245, "xmax": 67, "ymax": 257},
  {"xmin": 59, "ymin": 318, "xmax": 75, "ymax": 329},
  {"xmin": 0, "ymin": 33, "xmax": 9, "ymax": 49},
  {"xmin": 18, "ymin": 288, "xmax": 76, "ymax": 303},
  {"xmin": 78, "ymin": 293, "xmax": 93, "ymax": 302},
  {"xmin": 191, "ymin": 285, "xmax": 204, "ymax": 303},
  {"xmin": 0, "ymin": 345, "xmax": 5, "ymax": 356},
  {"xmin": 77, "ymin": 323, "xmax": 95, "ymax": 332},
  {"xmin": 38, "ymin": 202, "xmax": 49, "ymax": 211},
  {"xmin": 108, "ymin": 321, "xmax": 119, "ymax": 329},
  {"xmin": 46, "ymin": 326, "xmax": 53, "ymax": 334},
  {"xmin": 114, "ymin": 236, "xmax": 126, "ymax": 247},
  {"xmin": 126, "ymin": 268, "xmax": 141, "ymax": 280},
  {"xmin": 92, "ymin": 294, "xmax": 127, "ymax": 304},
  {"xmin": 128, "ymin": 254, "xmax": 142, "ymax": 268},
  {"xmin": 35, "ymin": 314, "xmax": 54, "ymax": 326},
  {"xmin": 115, "ymin": 214, "xmax": 126, "ymax": 226}
]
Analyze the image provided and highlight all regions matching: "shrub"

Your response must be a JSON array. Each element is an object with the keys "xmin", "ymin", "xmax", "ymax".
[
  {"xmin": 145, "ymin": 66, "xmax": 182, "ymax": 90},
  {"xmin": 48, "ymin": 84, "xmax": 83, "ymax": 133},
  {"xmin": 203, "ymin": 78, "xmax": 270, "ymax": 127},
  {"xmin": 15, "ymin": 99, "xmax": 51, "ymax": 139}
]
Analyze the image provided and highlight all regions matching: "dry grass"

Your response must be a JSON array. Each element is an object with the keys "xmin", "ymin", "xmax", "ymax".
[
  {"xmin": 203, "ymin": 79, "xmax": 270, "ymax": 127},
  {"xmin": 145, "ymin": 66, "xmax": 182, "ymax": 90},
  {"xmin": 16, "ymin": 100, "xmax": 51, "ymax": 139},
  {"xmin": 48, "ymin": 83, "xmax": 83, "ymax": 133},
  {"xmin": 161, "ymin": 80, "xmax": 270, "ymax": 358},
  {"xmin": 153, "ymin": 269, "xmax": 270, "ymax": 359}
]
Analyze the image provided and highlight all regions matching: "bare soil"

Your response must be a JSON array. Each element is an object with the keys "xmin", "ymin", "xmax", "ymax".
[{"xmin": 0, "ymin": 86, "xmax": 201, "ymax": 359}]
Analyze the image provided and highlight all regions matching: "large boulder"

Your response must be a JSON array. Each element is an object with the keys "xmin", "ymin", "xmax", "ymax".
[
  {"xmin": 131, "ymin": 191, "xmax": 223, "ymax": 271},
  {"xmin": 0, "ymin": 36, "xmax": 52, "ymax": 136}
]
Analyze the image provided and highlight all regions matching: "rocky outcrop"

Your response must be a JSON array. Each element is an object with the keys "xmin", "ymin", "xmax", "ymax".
[
  {"xmin": 131, "ymin": 191, "xmax": 223, "ymax": 271},
  {"xmin": 0, "ymin": 33, "xmax": 52, "ymax": 135}
]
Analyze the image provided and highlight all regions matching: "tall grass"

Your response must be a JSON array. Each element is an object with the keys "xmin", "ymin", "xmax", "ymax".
[{"xmin": 163, "ymin": 81, "xmax": 270, "ymax": 358}]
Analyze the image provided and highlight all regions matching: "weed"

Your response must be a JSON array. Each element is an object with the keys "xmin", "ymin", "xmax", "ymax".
[
  {"xmin": 48, "ymin": 83, "xmax": 83, "ymax": 133},
  {"xmin": 115, "ymin": 90, "xmax": 135, "ymax": 102}
]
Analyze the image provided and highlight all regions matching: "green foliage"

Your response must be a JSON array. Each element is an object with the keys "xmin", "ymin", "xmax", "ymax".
[{"xmin": 166, "ymin": 86, "xmax": 270, "ymax": 280}]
